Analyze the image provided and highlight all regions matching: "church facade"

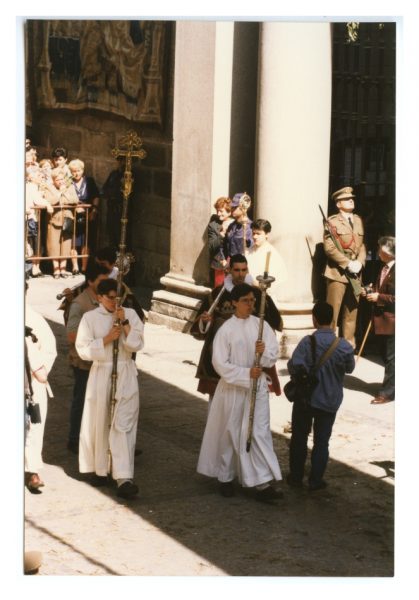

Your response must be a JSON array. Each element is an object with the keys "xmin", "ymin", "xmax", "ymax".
[{"xmin": 25, "ymin": 19, "xmax": 395, "ymax": 354}]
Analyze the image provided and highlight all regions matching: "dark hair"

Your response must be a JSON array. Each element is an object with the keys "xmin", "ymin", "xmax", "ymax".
[
  {"xmin": 230, "ymin": 283, "xmax": 255, "ymax": 302},
  {"xmin": 85, "ymin": 261, "xmax": 109, "ymax": 284},
  {"xmin": 97, "ymin": 278, "xmax": 118, "ymax": 296},
  {"xmin": 95, "ymin": 246, "xmax": 117, "ymax": 264},
  {"xmin": 312, "ymin": 301, "xmax": 333, "ymax": 326},
  {"xmin": 230, "ymin": 253, "xmax": 248, "ymax": 267},
  {"xmin": 251, "ymin": 219, "xmax": 271, "ymax": 234},
  {"xmin": 51, "ymin": 147, "xmax": 68, "ymax": 159}
]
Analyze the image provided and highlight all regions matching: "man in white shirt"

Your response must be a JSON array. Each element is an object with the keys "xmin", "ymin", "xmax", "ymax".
[{"xmin": 247, "ymin": 219, "xmax": 288, "ymax": 306}]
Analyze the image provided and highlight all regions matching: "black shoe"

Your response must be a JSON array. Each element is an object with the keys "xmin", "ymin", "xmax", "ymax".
[
  {"xmin": 286, "ymin": 474, "xmax": 303, "ymax": 488},
  {"xmin": 308, "ymin": 480, "xmax": 327, "ymax": 491},
  {"xmin": 117, "ymin": 481, "xmax": 139, "ymax": 499},
  {"xmin": 72, "ymin": 269, "xmax": 80, "ymax": 276},
  {"xmin": 255, "ymin": 485, "xmax": 284, "ymax": 504},
  {"xmin": 219, "ymin": 481, "xmax": 235, "ymax": 497},
  {"xmin": 90, "ymin": 475, "xmax": 109, "ymax": 487},
  {"xmin": 67, "ymin": 440, "xmax": 79, "ymax": 455}
]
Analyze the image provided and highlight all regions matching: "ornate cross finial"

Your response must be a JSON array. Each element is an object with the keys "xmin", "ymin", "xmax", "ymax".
[{"xmin": 111, "ymin": 131, "xmax": 147, "ymax": 199}]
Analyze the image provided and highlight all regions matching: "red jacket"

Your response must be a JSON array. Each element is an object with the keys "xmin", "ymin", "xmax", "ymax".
[{"xmin": 373, "ymin": 263, "xmax": 395, "ymax": 335}]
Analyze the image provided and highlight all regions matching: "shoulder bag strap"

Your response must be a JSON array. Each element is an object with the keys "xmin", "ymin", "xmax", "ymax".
[
  {"xmin": 314, "ymin": 337, "xmax": 341, "ymax": 372},
  {"xmin": 309, "ymin": 334, "xmax": 316, "ymax": 367}
]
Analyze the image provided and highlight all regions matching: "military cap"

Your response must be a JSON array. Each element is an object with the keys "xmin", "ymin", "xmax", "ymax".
[
  {"xmin": 231, "ymin": 192, "xmax": 251, "ymax": 208},
  {"xmin": 331, "ymin": 187, "xmax": 355, "ymax": 202},
  {"xmin": 24, "ymin": 551, "xmax": 42, "ymax": 575}
]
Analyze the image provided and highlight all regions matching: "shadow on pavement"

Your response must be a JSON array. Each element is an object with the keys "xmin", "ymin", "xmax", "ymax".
[
  {"xmin": 40, "ymin": 319, "xmax": 394, "ymax": 577},
  {"xmin": 343, "ymin": 375, "xmax": 382, "ymax": 395}
]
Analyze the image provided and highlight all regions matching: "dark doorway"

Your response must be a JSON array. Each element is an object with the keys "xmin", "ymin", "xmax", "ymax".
[
  {"xmin": 328, "ymin": 22, "xmax": 396, "ymax": 352},
  {"xmin": 329, "ymin": 22, "xmax": 396, "ymax": 253}
]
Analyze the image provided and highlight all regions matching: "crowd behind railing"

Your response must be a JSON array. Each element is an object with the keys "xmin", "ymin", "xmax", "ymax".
[{"xmin": 25, "ymin": 141, "xmax": 102, "ymax": 279}]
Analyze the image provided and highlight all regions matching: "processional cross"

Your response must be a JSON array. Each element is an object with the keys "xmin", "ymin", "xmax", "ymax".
[
  {"xmin": 111, "ymin": 131, "xmax": 147, "ymax": 292},
  {"xmin": 107, "ymin": 131, "xmax": 147, "ymax": 477}
]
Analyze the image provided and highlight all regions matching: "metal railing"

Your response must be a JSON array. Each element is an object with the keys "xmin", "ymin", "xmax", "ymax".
[{"xmin": 25, "ymin": 204, "xmax": 92, "ymax": 261}]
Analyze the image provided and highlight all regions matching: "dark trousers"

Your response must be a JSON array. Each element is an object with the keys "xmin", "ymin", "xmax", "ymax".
[
  {"xmin": 69, "ymin": 367, "xmax": 90, "ymax": 445},
  {"xmin": 289, "ymin": 402, "xmax": 336, "ymax": 486},
  {"xmin": 379, "ymin": 335, "xmax": 395, "ymax": 400}
]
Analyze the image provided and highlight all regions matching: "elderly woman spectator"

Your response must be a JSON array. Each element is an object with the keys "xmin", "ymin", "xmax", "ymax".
[
  {"xmin": 43, "ymin": 168, "xmax": 79, "ymax": 278},
  {"xmin": 25, "ymin": 166, "xmax": 53, "ymax": 277},
  {"xmin": 68, "ymin": 158, "xmax": 100, "ymax": 274}
]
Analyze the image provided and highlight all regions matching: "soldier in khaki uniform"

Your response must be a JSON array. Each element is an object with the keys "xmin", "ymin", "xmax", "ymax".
[{"xmin": 323, "ymin": 187, "xmax": 366, "ymax": 348}]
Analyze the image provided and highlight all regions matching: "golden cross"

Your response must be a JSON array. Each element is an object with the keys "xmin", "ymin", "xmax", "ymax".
[{"xmin": 111, "ymin": 131, "xmax": 147, "ymax": 199}]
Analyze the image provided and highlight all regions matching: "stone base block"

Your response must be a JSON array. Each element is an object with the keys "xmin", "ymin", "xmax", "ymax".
[
  {"xmin": 277, "ymin": 302, "xmax": 316, "ymax": 358},
  {"xmin": 279, "ymin": 328, "xmax": 316, "ymax": 359},
  {"xmin": 149, "ymin": 288, "xmax": 205, "ymax": 332},
  {"xmin": 147, "ymin": 310, "xmax": 192, "ymax": 333}
]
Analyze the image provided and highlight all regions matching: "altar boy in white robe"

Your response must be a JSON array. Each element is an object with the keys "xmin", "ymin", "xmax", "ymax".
[
  {"xmin": 76, "ymin": 278, "xmax": 144, "ymax": 499},
  {"xmin": 197, "ymin": 283, "xmax": 283, "ymax": 502}
]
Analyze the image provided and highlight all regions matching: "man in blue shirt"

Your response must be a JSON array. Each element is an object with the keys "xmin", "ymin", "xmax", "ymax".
[{"xmin": 286, "ymin": 301, "xmax": 355, "ymax": 491}]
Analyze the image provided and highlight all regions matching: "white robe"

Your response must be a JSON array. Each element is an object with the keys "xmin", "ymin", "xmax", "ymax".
[
  {"xmin": 246, "ymin": 241, "xmax": 288, "ymax": 306},
  {"xmin": 25, "ymin": 305, "xmax": 57, "ymax": 473},
  {"xmin": 76, "ymin": 305, "xmax": 144, "ymax": 479},
  {"xmin": 197, "ymin": 314, "xmax": 281, "ymax": 487}
]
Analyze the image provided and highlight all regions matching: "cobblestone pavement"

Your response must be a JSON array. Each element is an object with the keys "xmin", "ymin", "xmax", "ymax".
[{"xmin": 21, "ymin": 275, "xmax": 395, "ymax": 583}]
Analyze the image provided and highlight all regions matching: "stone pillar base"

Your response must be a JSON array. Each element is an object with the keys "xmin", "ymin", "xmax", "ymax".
[
  {"xmin": 148, "ymin": 273, "xmax": 211, "ymax": 333},
  {"xmin": 278, "ymin": 302, "xmax": 315, "ymax": 359},
  {"xmin": 149, "ymin": 286, "xmax": 316, "ymax": 352}
]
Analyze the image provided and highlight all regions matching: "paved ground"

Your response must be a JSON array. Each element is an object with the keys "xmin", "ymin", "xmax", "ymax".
[{"xmin": 22, "ymin": 274, "xmax": 395, "ymax": 582}]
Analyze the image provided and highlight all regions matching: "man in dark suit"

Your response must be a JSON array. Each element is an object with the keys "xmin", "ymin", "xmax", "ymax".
[{"xmin": 363, "ymin": 236, "xmax": 395, "ymax": 404}]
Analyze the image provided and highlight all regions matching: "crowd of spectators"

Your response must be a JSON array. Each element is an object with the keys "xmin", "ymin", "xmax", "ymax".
[{"xmin": 25, "ymin": 140, "xmax": 102, "ymax": 278}]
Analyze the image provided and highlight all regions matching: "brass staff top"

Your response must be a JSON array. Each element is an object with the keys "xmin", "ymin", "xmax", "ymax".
[{"xmin": 111, "ymin": 131, "xmax": 147, "ymax": 199}]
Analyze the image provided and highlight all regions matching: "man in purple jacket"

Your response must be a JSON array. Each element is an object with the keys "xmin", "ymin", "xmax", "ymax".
[{"xmin": 363, "ymin": 236, "xmax": 395, "ymax": 404}]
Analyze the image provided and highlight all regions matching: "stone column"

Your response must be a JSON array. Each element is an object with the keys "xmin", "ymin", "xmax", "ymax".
[
  {"xmin": 254, "ymin": 22, "xmax": 332, "ymax": 354},
  {"xmin": 149, "ymin": 21, "xmax": 235, "ymax": 331}
]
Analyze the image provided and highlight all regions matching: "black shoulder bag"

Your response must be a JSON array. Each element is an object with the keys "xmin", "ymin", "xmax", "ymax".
[{"xmin": 284, "ymin": 335, "xmax": 340, "ymax": 408}]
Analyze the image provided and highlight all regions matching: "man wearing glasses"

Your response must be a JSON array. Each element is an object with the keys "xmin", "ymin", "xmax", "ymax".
[
  {"xmin": 76, "ymin": 278, "xmax": 144, "ymax": 499},
  {"xmin": 191, "ymin": 254, "xmax": 282, "ymax": 404},
  {"xmin": 197, "ymin": 283, "xmax": 283, "ymax": 503}
]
